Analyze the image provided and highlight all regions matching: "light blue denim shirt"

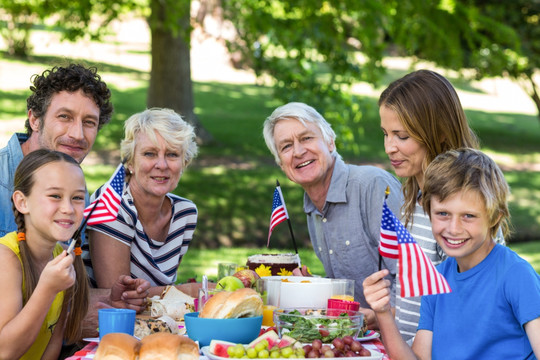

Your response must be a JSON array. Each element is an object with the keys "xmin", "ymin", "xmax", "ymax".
[
  {"xmin": 0, "ymin": 133, "xmax": 27, "ymax": 237},
  {"xmin": 304, "ymin": 157, "xmax": 403, "ymax": 308}
]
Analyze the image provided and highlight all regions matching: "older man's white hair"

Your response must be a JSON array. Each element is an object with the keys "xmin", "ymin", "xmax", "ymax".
[{"xmin": 263, "ymin": 102, "xmax": 339, "ymax": 165}]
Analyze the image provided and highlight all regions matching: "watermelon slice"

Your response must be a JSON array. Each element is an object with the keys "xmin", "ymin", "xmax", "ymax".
[
  {"xmin": 247, "ymin": 330, "xmax": 280, "ymax": 349},
  {"xmin": 209, "ymin": 339, "xmax": 237, "ymax": 358},
  {"xmin": 276, "ymin": 334, "xmax": 299, "ymax": 349}
]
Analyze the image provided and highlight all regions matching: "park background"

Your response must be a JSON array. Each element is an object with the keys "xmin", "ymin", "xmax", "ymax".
[{"xmin": 0, "ymin": 1, "xmax": 539, "ymax": 281}]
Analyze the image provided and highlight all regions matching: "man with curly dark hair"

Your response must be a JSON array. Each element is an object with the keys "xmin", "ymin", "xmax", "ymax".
[
  {"xmin": 23, "ymin": 63, "xmax": 113, "ymax": 163},
  {"xmin": 0, "ymin": 64, "xmax": 113, "ymax": 237},
  {"xmin": 0, "ymin": 64, "xmax": 150, "ymax": 347}
]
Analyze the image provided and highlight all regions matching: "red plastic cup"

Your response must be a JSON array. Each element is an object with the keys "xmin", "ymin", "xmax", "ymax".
[{"xmin": 327, "ymin": 298, "xmax": 360, "ymax": 316}]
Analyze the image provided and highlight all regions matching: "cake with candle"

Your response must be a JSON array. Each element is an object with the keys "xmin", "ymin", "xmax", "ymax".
[{"xmin": 246, "ymin": 253, "xmax": 301, "ymax": 276}]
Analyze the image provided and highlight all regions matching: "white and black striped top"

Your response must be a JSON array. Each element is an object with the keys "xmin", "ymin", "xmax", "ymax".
[{"xmin": 82, "ymin": 185, "xmax": 197, "ymax": 287}]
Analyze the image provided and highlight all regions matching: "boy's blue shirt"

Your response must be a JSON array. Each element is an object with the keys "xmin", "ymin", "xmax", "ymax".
[{"xmin": 419, "ymin": 244, "xmax": 540, "ymax": 359}]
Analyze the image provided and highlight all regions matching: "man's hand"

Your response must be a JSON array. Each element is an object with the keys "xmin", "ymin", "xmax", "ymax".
[
  {"xmin": 292, "ymin": 265, "xmax": 311, "ymax": 277},
  {"xmin": 110, "ymin": 275, "xmax": 151, "ymax": 313},
  {"xmin": 358, "ymin": 307, "xmax": 379, "ymax": 331}
]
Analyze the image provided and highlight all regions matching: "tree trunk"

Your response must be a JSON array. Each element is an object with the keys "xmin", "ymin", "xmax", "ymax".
[
  {"xmin": 527, "ymin": 75, "xmax": 540, "ymax": 123},
  {"xmin": 147, "ymin": 0, "xmax": 213, "ymax": 144}
]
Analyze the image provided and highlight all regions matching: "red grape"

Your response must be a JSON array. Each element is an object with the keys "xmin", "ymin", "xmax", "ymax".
[
  {"xmin": 308, "ymin": 350, "xmax": 320, "ymax": 358},
  {"xmin": 342, "ymin": 336, "xmax": 354, "ymax": 346},
  {"xmin": 312, "ymin": 339, "xmax": 323, "ymax": 351},
  {"xmin": 300, "ymin": 336, "xmax": 376, "ymax": 358},
  {"xmin": 350, "ymin": 341, "xmax": 363, "ymax": 353},
  {"xmin": 324, "ymin": 350, "xmax": 335, "ymax": 358},
  {"xmin": 359, "ymin": 348, "xmax": 371, "ymax": 357},
  {"xmin": 332, "ymin": 338, "xmax": 344, "ymax": 350}
]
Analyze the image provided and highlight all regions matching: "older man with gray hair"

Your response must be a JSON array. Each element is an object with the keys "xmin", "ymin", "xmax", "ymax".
[{"xmin": 263, "ymin": 102, "xmax": 402, "ymax": 329}]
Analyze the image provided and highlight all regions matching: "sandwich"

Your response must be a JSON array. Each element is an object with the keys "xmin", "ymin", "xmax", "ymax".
[{"xmin": 199, "ymin": 288, "xmax": 263, "ymax": 319}]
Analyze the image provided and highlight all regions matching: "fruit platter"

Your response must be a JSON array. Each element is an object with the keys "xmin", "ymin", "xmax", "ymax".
[{"xmin": 202, "ymin": 330, "xmax": 384, "ymax": 360}]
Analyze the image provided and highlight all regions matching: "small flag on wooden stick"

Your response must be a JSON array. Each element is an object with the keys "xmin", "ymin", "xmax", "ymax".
[{"xmin": 267, "ymin": 180, "xmax": 298, "ymax": 253}]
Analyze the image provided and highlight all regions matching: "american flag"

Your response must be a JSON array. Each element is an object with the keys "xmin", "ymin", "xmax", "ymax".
[
  {"xmin": 379, "ymin": 200, "xmax": 399, "ymax": 259},
  {"xmin": 268, "ymin": 186, "xmax": 289, "ymax": 246},
  {"xmin": 83, "ymin": 163, "xmax": 125, "ymax": 226},
  {"xmin": 380, "ymin": 200, "xmax": 452, "ymax": 297}
]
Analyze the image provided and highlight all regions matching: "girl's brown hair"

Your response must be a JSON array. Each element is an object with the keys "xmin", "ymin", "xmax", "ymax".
[
  {"xmin": 12, "ymin": 149, "xmax": 89, "ymax": 343},
  {"xmin": 379, "ymin": 70, "xmax": 479, "ymax": 227}
]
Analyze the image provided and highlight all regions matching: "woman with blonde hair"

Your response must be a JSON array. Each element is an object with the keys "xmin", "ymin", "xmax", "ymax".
[{"xmin": 84, "ymin": 108, "xmax": 200, "ymax": 297}]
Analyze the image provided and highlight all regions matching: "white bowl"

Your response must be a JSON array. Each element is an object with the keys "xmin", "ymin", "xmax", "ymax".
[{"xmin": 262, "ymin": 276, "xmax": 334, "ymax": 309}]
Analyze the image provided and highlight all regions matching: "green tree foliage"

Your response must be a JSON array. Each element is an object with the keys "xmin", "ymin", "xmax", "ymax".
[
  {"xmin": 387, "ymin": 0, "xmax": 540, "ymax": 120},
  {"xmin": 0, "ymin": 0, "xmax": 213, "ymax": 141},
  {"xmin": 222, "ymin": 0, "xmax": 391, "ymax": 155},
  {"xmin": 223, "ymin": 0, "xmax": 539, "ymax": 145},
  {"xmin": 0, "ymin": 0, "xmax": 139, "ymax": 56},
  {"xmin": 468, "ymin": 1, "xmax": 540, "ymax": 121},
  {"xmin": 0, "ymin": 0, "xmax": 44, "ymax": 56}
]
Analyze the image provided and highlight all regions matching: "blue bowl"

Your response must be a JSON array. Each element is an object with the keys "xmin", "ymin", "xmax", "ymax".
[{"xmin": 184, "ymin": 312, "xmax": 263, "ymax": 347}]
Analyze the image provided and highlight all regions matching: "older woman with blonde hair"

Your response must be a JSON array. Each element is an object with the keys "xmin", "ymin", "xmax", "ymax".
[{"xmin": 83, "ymin": 108, "xmax": 200, "ymax": 297}]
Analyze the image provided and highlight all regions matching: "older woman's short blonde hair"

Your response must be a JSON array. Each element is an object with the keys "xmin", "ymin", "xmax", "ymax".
[{"xmin": 121, "ymin": 108, "xmax": 198, "ymax": 169}]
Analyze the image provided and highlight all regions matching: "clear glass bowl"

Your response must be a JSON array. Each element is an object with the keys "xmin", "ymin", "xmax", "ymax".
[{"xmin": 273, "ymin": 308, "xmax": 365, "ymax": 343}]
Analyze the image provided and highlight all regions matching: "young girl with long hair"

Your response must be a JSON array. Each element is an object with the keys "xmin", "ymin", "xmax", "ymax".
[{"xmin": 0, "ymin": 149, "xmax": 89, "ymax": 359}]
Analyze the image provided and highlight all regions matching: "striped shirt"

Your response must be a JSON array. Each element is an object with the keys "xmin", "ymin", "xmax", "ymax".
[{"xmin": 83, "ymin": 185, "xmax": 197, "ymax": 287}]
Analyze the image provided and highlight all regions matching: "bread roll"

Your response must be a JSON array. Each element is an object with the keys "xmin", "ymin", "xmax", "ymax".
[
  {"xmin": 139, "ymin": 333, "xmax": 199, "ymax": 360},
  {"xmin": 200, "ymin": 288, "xmax": 263, "ymax": 319},
  {"xmin": 94, "ymin": 333, "xmax": 139, "ymax": 360}
]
